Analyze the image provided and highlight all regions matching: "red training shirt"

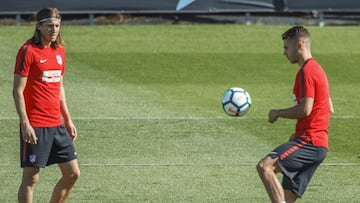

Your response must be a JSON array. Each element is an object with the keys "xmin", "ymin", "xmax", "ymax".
[
  {"xmin": 293, "ymin": 58, "xmax": 330, "ymax": 149},
  {"xmin": 14, "ymin": 40, "xmax": 65, "ymax": 127}
]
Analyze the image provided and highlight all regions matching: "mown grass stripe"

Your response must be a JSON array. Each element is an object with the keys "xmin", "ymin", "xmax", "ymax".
[
  {"xmin": 1, "ymin": 116, "xmax": 359, "ymax": 120},
  {"xmin": 1, "ymin": 163, "xmax": 360, "ymax": 167}
]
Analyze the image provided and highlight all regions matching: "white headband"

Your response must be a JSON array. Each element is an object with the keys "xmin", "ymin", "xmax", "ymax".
[{"xmin": 39, "ymin": 17, "xmax": 61, "ymax": 23}]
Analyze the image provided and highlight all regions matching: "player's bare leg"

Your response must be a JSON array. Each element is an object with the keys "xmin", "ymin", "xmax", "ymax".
[
  {"xmin": 50, "ymin": 159, "xmax": 80, "ymax": 203},
  {"xmin": 18, "ymin": 167, "xmax": 40, "ymax": 203},
  {"xmin": 257, "ymin": 156, "xmax": 285, "ymax": 203},
  {"xmin": 285, "ymin": 189, "xmax": 298, "ymax": 203}
]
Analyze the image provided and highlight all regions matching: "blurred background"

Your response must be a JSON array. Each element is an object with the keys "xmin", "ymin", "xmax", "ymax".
[{"xmin": 1, "ymin": 0, "xmax": 360, "ymax": 26}]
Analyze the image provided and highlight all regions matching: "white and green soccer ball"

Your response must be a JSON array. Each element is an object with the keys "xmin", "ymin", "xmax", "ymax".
[{"xmin": 221, "ymin": 87, "xmax": 251, "ymax": 117}]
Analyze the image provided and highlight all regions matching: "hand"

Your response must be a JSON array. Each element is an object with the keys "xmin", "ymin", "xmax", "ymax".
[
  {"xmin": 65, "ymin": 120, "xmax": 78, "ymax": 141},
  {"xmin": 21, "ymin": 123, "xmax": 38, "ymax": 144},
  {"xmin": 268, "ymin": 109, "xmax": 279, "ymax": 123}
]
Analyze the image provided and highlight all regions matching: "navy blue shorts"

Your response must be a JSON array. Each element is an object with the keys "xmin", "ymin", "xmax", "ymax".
[
  {"xmin": 268, "ymin": 138, "xmax": 327, "ymax": 197},
  {"xmin": 20, "ymin": 125, "xmax": 77, "ymax": 168}
]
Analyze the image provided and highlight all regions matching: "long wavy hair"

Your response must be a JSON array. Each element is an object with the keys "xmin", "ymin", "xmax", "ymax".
[{"xmin": 32, "ymin": 8, "xmax": 64, "ymax": 48}]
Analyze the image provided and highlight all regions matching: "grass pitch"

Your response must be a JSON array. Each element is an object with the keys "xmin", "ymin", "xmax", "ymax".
[{"xmin": 0, "ymin": 24, "xmax": 359, "ymax": 202}]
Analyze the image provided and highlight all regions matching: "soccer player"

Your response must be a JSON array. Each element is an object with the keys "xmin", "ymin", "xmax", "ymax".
[
  {"xmin": 13, "ymin": 8, "xmax": 80, "ymax": 203},
  {"xmin": 256, "ymin": 26, "xmax": 334, "ymax": 203}
]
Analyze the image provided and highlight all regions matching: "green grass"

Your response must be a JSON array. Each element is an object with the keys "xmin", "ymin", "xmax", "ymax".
[{"xmin": 0, "ymin": 24, "xmax": 360, "ymax": 202}]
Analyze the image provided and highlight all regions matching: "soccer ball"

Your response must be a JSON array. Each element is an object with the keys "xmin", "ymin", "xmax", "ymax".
[{"xmin": 221, "ymin": 87, "xmax": 251, "ymax": 117}]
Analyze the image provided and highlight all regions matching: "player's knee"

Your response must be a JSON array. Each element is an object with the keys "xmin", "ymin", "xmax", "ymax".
[
  {"xmin": 64, "ymin": 169, "xmax": 80, "ymax": 185},
  {"xmin": 71, "ymin": 169, "xmax": 80, "ymax": 183},
  {"xmin": 256, "ymin": 160, "xmax": 265, "ymax": 174},
  {"xmin": 25, "ymin": 175, "xmax": 40, "ymax": 187},
  {"xmin": 22, "ymin": 169, "xmax": 40, "ymax": 186},
  {"xmin": 256, "ymin": 159, "xmax": 272, "ymax": 175},
  {"xmin": 33, "ymin": 175, "xmax": 40, "ymax": 185}
]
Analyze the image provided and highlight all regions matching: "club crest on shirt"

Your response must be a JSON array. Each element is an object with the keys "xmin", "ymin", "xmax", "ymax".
[{"xmin": 56, "ymin": 54, "xmax": 63, "ymax": 65}]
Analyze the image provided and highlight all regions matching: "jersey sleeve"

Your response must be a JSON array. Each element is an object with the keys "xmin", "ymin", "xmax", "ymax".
[
  {"xmin": 302, "ymin": 63, "xmax": 316, "ymax": 99},
  {"xmin": 14, "ymin": 44, "xmax": 33, "ymax": 77},
  {"xmin": 62, "ymin": 48, "xmax": 66, "ymax": 75}
]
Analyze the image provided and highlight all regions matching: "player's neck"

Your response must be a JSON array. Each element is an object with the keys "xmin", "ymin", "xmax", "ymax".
[
  {"xmin": 41, "ymin": 38, "xmax": 52, "ymax": 48},
  {"xmin": 298, "ymin": 53, "xmax": 312, "ymax": 67},
  {"xmin": 42, "ymin": 43, "xmax": 51, "ymax": 48}
]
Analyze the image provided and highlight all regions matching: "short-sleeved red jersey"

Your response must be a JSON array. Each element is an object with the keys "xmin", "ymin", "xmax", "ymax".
[
  {"xmin": 293, "ymin": 58, "xmax": 330, "ymax": 148},
  {"xmin": 14, "ymin": 40, "xmax": 65, "ymax": 127}
]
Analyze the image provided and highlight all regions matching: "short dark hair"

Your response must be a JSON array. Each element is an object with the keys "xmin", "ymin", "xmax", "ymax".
[{"xmin": 282, "ymin": 26, "xmax": 310, "ymax": 40}]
